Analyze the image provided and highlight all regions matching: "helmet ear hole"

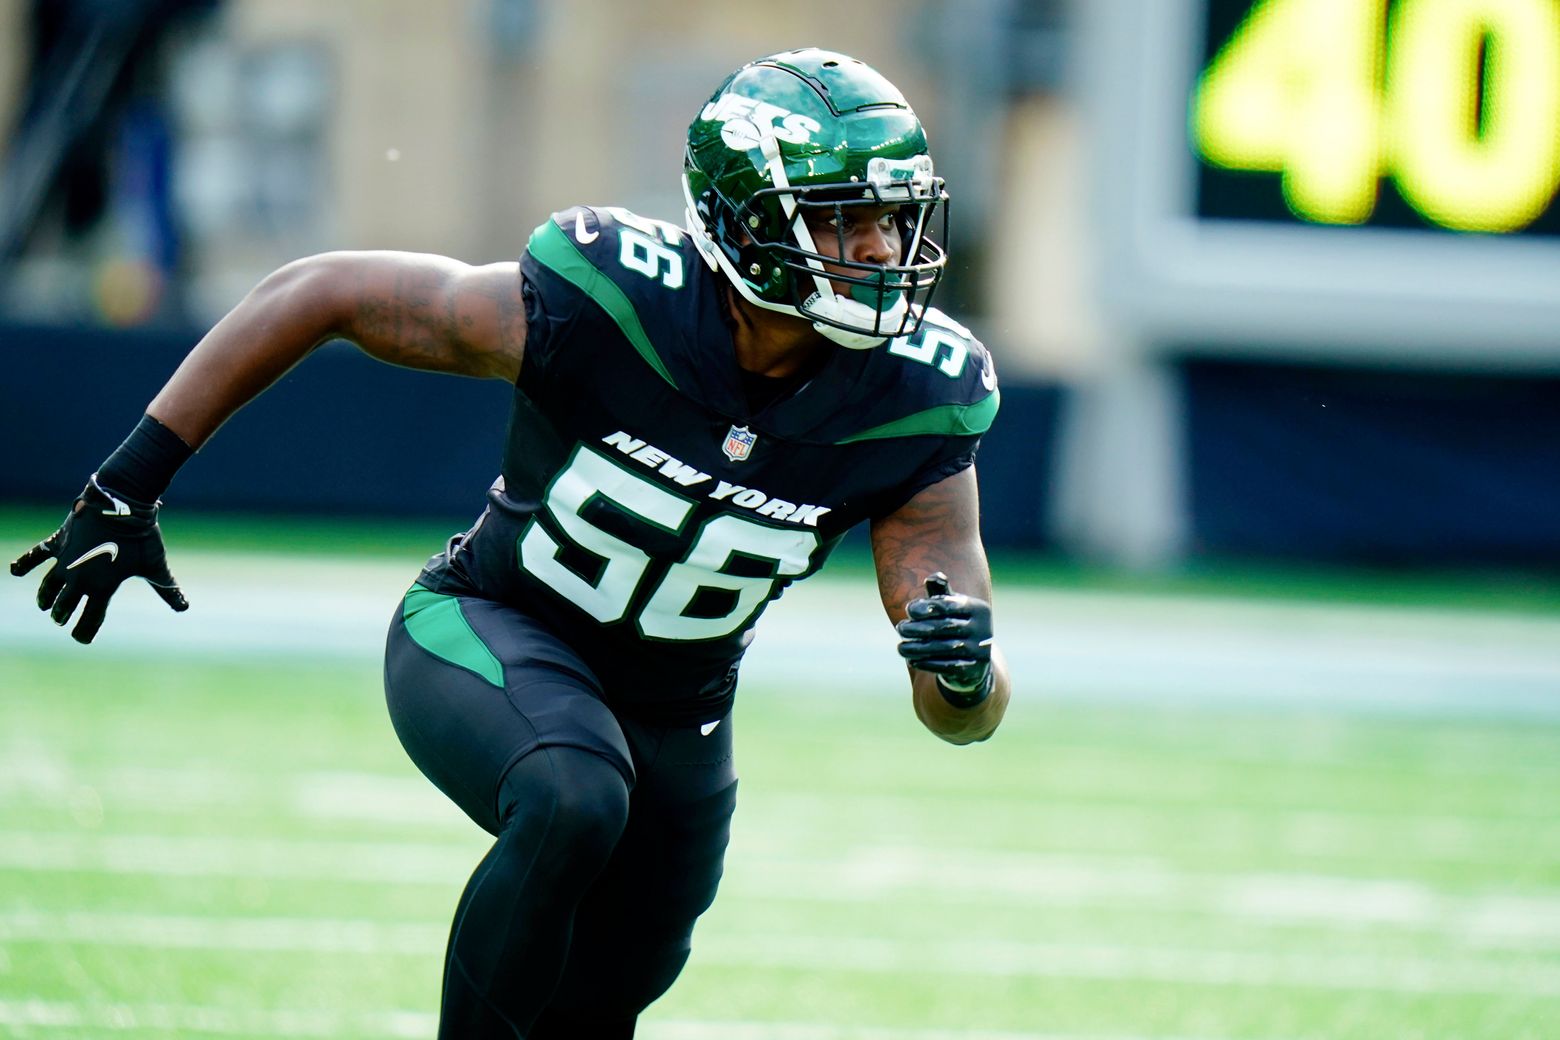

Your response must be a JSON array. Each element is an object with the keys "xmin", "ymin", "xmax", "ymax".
[{"xmin": 735, "ymin": 241, "xmax": 768, "ymax": 283}]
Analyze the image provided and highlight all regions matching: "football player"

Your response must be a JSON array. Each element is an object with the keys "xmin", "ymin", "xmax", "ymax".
[{"xmin": 11, "ymin": 49, "xmax": 1011, "ymax": 1038}]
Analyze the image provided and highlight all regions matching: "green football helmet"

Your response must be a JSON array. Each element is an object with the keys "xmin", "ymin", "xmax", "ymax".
[{"xmin": 683, "ymin": 48, "xmax": 948, "ymax": 349}]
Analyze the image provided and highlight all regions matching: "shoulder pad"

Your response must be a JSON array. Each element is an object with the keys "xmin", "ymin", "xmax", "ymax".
[
  {"xmin": 533, "ymin": 205, "xmax": 693, "ymax": 274},
  {"xmin": 835, "ymin": 308, "xmax": 998, "ymax": 443},
  {"xmin": 522, "ymin": 205, "xmax": 702, "ymax": 389}
]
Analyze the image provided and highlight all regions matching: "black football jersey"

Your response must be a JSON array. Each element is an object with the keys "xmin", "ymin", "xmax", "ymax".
[{"xmin": 419, "ymin": 205, "xmax": 998, "ymax": 724}]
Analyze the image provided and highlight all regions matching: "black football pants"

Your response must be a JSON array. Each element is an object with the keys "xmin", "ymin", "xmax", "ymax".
[{"xmin": 383, "ymin": 586, "xmax": 738, "ymax": 1039}]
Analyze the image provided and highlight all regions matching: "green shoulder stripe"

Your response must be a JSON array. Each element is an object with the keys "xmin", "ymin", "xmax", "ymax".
[
  {"xmin": 835, "ymin": 388, "xmax": 1000, "ymax": 444},
  {"xmin": 526, "ymin": 218, "xmax": 678, "ymax": 389},
  {"xmin": 402, "ymin": 585, "xmax": 505, "ymax": 688}
]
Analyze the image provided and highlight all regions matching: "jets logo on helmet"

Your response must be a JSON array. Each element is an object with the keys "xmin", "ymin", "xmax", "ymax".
[
  {"xmin": 700, "ymin": 93, "xmax": 822, "ymax": 149},
  {"xmin": 683, "ymin": 48, "xmax": 949, "ymax": 350}
]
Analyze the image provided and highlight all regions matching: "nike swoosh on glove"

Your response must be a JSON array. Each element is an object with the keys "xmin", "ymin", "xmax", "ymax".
[{"xmin": 10, "ymin": 475, "xmax": 188, "ymax": 644}]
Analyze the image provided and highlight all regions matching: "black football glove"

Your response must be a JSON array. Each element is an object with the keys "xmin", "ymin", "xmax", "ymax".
[
  {"xmin": 10, "ymin": 475, "xmax": 188, "ymax": 644},
  {"xmin": 895, "ymin": 572, "xmax": 994, "ymax": 707}
]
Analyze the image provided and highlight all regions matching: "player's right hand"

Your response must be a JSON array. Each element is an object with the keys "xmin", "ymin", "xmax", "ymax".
[{"xmin": 10, "ymin": 476, "xmax": 189, "ymax": 644}]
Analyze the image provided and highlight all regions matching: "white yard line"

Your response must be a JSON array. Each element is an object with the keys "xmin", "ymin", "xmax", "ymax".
[
  {"xmin": 0, "ymin": 910, "xmax": 442, "ymax": 955},
  {"xmin": 720, "ymin": 847, "xmax": 1560, "ymax": 949},
  {"xmin": 0, "ymin": 758, "xmax": 470, "ymax": 828},
  {"xmin": 0, "ymin": 910, "xmax": 1556, "ymax": 996},
  {"xmin": 4, "ymin": 551, "xmax": 1560, "ymax": 715},
  {"xmin": 690, "ymin": 934, "xmax": 1560, "ymax": 996},
  {"xmin": 640, "ymin": 1025, "xmax": 1253, "ymax": 1040},
  {"xmin": 2, "ymin": 827, "xmax": 1559, "ymax": 948},
  {"xmin": 0, "ymin": 1001, "xmax": 1253, "ymax": 1040},
  {"xmin": 5, "ymin": 762, "xmax": 1555, "ymax": 859},
  {"xmin": 737, "ymin": 794, "xmax": 1560, "ymax": 863},
  {"xmin": 0, "ymin": 830, "xmax": 479, "ymax": 885},
  {"xmin": 0, "ymin": 999, "xmax": 433, "ymax": 1038},
  {"xmin": 0, "ymin": 553, "xmax": 412, "ymax": 662}
]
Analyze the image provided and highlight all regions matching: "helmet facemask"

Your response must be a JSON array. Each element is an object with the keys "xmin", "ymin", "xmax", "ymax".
[{"xmin": 685, "ymin": 138, "xmax": 949, "ymax": 349}]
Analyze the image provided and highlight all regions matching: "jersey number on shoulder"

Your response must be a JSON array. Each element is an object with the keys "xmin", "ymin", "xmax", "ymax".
[
  {"xmin": 518, "ymin": 446, "xmax": 818, "ymax": 641},
  {"xmin": 610, "ymin": 208, "xmax": 685, "ymax": 290},
  {"xmin": 888, "ymin": 325, "xmax": 969, "ymax": 378}
]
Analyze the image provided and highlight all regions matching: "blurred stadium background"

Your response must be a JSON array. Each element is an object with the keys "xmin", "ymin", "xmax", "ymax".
[{"xmin": 1, "ymin": 1, "xmax": 1558, "ymax": 1038}]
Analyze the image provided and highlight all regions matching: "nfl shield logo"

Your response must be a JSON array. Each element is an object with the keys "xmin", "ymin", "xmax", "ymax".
[{"xmin": 722, "ymin": 424, "xmax": 757, "ymax": 462}]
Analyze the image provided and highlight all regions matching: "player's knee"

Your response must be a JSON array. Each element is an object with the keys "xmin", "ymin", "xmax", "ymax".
[
  {"xmin": 546, "ymin": 764, "xmax": 629, "ymax": 862},
  {"xmin": 499, "ymin": 746, "xmax": 629, "ymax": 865}
]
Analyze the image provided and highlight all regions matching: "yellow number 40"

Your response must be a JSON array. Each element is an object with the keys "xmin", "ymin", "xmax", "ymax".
[{"xmin": 1192, "ymin": 0, "xmax": 1560, "ymax": 232}]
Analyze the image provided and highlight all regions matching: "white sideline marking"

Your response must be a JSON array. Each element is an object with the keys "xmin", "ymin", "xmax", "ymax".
[
  {"xmin": 738, "ymin": 793, "xmax": 1560, "ymax": 867},
  {"xmin": 2, "ymin": 910, "xmax": 1558, "ymax": 996},
  {"xmin": 291, "ymin": 769, "xmax": 461, "ymax": 824},
  {"xmin": 0, "ymin": 999, "xmax": 433, "ymax": 1038},
  {"xmin": 691, "ymin": 933, "xmax": 1560, "ymax": 996},
  {"xmin": 0, "ymin": 830, "xmax": 482, "ymax": 885},
  {"xmin": 6, "ymin": 758, "xmax": 1556, "ymax": 862},
  {"xmin": 723, "ymin": 844, "xmax": 1560, "ymax": 949},
  {"xmin": 0, "ymin": 756, "xmax": 470, "ymax": 827},
  {"xmin": 5, "ymin": 555, "xmax": 1560, "ymax": 716},
  {"xmin": 2, "ymin": 829, "xmax": 1560, "ymax": 948},
  {"xmin": 0, "ymin": 1001, "xmax": 1234, "ymax": 1040},
  {"xmin": 643, "ymin": 1025, "xmax": 1235, "ymax": 1040},
  {"xmin": 0, "ymin": 909, "xmax": 442, "ymax": 954}
]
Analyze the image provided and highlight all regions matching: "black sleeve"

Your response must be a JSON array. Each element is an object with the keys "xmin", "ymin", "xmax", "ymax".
[
  {"xmin": 867, "ymin": 433, "xmax": 982, "ymax": 520},
  {"xmin": 517, "ymin": 244, "xmax": 585, "ymax": 399}
]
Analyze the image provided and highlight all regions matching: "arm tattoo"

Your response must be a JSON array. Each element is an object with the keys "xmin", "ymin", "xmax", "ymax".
[
  {"xmin": 870, "ymin": 466, "xmax": 991, "ymax": 623},
  {"xmin": 344, "ymin": 256, "xmax": 524, "ymax": 379}
]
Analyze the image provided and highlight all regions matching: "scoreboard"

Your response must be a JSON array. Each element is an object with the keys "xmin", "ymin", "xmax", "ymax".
[
  {"xmin": 1081, "ymin": 0, "xmax": 1560, "ymax": 367},
  {"xmin": 1194, "ymin": 0, "xmax": 1560, "ymax": 236}
]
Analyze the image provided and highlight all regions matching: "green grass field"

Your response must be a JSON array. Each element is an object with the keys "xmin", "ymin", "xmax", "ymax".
[{"xmin": 2, "ymin": 519, "xmax": 1559, "ymax": 1039}]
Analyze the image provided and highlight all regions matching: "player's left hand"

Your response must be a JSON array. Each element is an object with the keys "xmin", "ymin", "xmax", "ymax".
[
  {"xmin": 896, "ymin": 572, "xmax": 993, "ymax": 703},
  {"xmin": 10, "ymin": 476, "xmax": 189, "ymax": 644}
]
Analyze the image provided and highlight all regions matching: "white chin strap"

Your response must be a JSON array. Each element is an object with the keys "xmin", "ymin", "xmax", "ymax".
[{"xmin": 803, "ymin": 288, "xmax": 909, "ymax": 349}]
